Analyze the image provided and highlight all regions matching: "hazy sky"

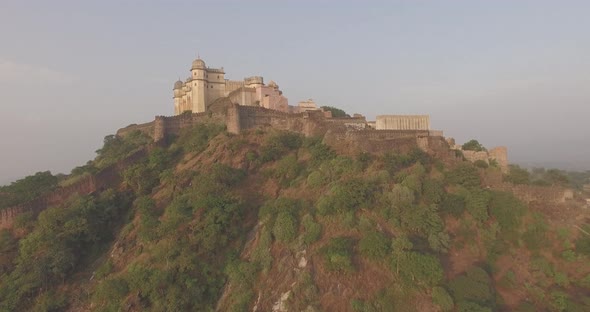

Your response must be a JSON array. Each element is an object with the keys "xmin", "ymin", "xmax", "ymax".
[{"xmin": 1, "ymin": 0, "xmax": 589, "ymax": 185}]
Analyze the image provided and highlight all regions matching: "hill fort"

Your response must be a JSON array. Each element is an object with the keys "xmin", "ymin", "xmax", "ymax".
[
  {"xmin": 0, "ymin": 57, "xmax": 516, "ymax": 229},
  {"xmin": 120, "ymin": 57, "xmax": 508, "ymax": 170}
]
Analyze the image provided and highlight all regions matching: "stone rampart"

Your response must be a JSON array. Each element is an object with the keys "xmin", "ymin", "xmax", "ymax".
[
  {"xmin": 0, "ymin": 147, "xmax": 149, "ymax": 229},
  {"xmin": 116, "ymin": 121, "xmax": 155, "ymax": 139},
  {"xmin": 493, "ymin": 183, "xmax": 573, "ymax": 205},
  {"xmin": 462, "ymin": 147, "xmax": 509, "ymax": 173}
]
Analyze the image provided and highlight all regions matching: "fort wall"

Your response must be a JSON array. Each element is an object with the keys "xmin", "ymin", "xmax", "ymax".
[
  {"xmin": 376, "ymin": 115, "xmax": 430, "ymax": 130},
  {"xmin": 462, "ymin": 147, "xmax": 509, "ymax": 173},
  {"xmin": 0, "ymin": 147, "xmax": 148, "ymax": 229}
]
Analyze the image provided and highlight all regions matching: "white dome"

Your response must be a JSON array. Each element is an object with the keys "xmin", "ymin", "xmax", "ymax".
[{"xmin": 191, "ymin": 58, "xmax": 206, "ymax": 70}]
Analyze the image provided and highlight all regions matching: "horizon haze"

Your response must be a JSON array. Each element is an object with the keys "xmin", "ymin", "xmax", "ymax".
[{"xmin": 1, "ymin": 0, "xmax": 589, "ymax": 185}]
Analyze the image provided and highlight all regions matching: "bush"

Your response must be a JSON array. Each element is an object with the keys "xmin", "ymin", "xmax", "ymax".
[
  {"xmin": 457, "ymin": 301, "xmax": 492, "ymax": 312},
  {"xmin": 321, "ymin": 106, "xmax": 349, "ymax": 117},
  {"xmin": 440, "ymin": 194, "xmax": 466, "ymax": 217},
  {"xmin": 274, "ymin": 154, "xmax": 302, "ymax": 186},
  {"xmin": 396, "ymin": 252, "xmax": 444, "ymax": 287},
  {"xmin": 358, "ymin": 231, "xmax": 390, "ymax": 260},
  {"xmin": 554, "ymin": 272, "xmax": 570, "ymax": 287},
  {"xmin": 575, "ymin": 229, "xmax": 590, "ymax": 256},
  {"xmin": 462, "ymin": 140, "xmax": 486, "ymax": 152},
  {"xmin": 317, "ymin": 178, "xmax": 375, "ymax": 215},
  {"xmin": 273, "ymin": 211, "xmax": 298, "ymax": 243},
  {"xmin": 505, "ymin": 165, "xmax": 531, "ymax": 185},
  {"xmin": 92, "ymin": 278, "xmax": 129, "ymax": 310},
  {"xmin": 175, "ymin": 123, "xmax": 225, "ymax": 153},
  {"xmin": 383, "ymin": 148, "xmax": 431, "ymax": 174},
  {"xmin": 260, "ymin": 132, "xmax": 303, "ymax": 163},
  {"xmin": 422, "ymin": 179, "xmax": 445, "ymax": 204},
  {"xmin": 488, "ymin": 191, "xmax": 525, "ymax": 238},
  {"xmin": 306, "ymin": 137, "xmax": 336, "ymax": 163},
  {"xmin": 522, "ymin": 215, "xmax": 549, "ymax": 251},
  {"xmin": 307, "ymin": 171, "xmax": 327, "ymax": 188},
  {"xmin": 321, "ymin": 237, "xmax": 355, "ymax": 272},
  {"xmin": 302, "ymin": 214, "xmax": 322, "ymax": 245},
  {"xmin": 446, "ymin": 163, "xmax": 481, "ymax": 189},
  {"xmin": 449, "ymin": 267, "xmax": 494, "ymax": 307},
  {"xmin": 432, "ymin": 286, "xmax": 454, "ymax": 311},
  {"xmin": 462, "ymin": 188, "xmax": 491, "ymax": 222},
  {"xmin": 474, "ymin": 160, "xmax": 489, "ymax": 169},
  {"xmin": 251, "ymin": 226, "xmax": 273, "ymax": 273}
]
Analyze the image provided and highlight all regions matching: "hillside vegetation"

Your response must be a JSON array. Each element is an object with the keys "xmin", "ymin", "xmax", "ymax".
[{"xmin": 1, "ymin": 123, "xmax": 589, "ymax": 312}]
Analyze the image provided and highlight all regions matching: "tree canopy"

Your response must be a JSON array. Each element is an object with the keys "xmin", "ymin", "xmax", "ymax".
[{"xmin": 321, "ymin": 106, "xmax": 349, "ymax": 118}]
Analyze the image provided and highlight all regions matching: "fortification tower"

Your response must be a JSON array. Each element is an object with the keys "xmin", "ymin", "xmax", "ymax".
[
  {"xmin": 173, "ymin": 80, "xmax": 183, "ymax": 115},
  {"xmin": 245, "ymin": 76, "xmax": 264, "ymax": 88},
  {"xmin": 191, "ymin": 58, "xmax": 207, "ymax": 113}
]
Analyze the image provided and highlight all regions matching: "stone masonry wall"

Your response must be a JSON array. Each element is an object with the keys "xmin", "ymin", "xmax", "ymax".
[{"xmin": 0, "ymin": 147, "xmax": 149, "ymax": 229}]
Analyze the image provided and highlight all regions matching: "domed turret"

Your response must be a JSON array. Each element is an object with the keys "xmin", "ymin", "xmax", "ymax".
[
  {"xmin": 268, "ymin": 80, "xmax": 278, "ymax": 89},
  {"xmin": 191, "ymin": 58, "xmax": 206, "ymax": 70},
  {"xmin": 173, "ymin": 80, "xmax": 183, "ymax": 90}
]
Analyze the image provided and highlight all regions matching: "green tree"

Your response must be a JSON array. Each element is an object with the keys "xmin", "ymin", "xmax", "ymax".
[
  {"xmin": 446, "ymin": 163, "xmax": 481, "ymax": 189},
  {"xmin": 273, "ymin": 211, "xmax": 298, "ymax": 243},
  {"xmin": 462, "ymin": 140, "xmax": 486, "ymax": 152},
  {"xmin": 505, "ymin": 165, "xmax": 531, "ymax": 185},
  {"xmin": 449, "ymin": 267, "xmax": 495, "ymax": 308},
  {"xmin": 432, "ymin": 286, "xmax": 454, "ymax": 311},
  {"xmin": 321, "ymin": 237, "xmax": 355, "ymax": 272},
  {"xmin": 359, "ymin": 231, "xmax": 390, "ymax": 260},
  {"xmin": 321, "ymin": 106, "xmax": 349, "ymax": 118}
]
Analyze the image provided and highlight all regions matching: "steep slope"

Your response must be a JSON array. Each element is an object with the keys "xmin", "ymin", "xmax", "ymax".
[{"xmin": 0, "ymin": 122, "xmax": 589, "ymax": 312}]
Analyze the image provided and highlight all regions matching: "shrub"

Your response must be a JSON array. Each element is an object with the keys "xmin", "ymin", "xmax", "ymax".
[
  {"xmin": 462, "ymin": 188, "xmax": 491, "ymax": 222},
  {"xmin": 396, "ymin": 252, "xmax": 444, "ymax": 287},
  {"xmin": 272, "ymin": 211, "xmax": 298, "ymax": 243},
  {"xmin": 321, "ymin": 237, "xmax": 355, "ymax": 272},
  {"xmin": 462, "ymin": 140, "xmax": 486, "ymax": 152},
  {"xmin": 302, "ymin": 214, "xmax": 322, "ymax": 245},
  {"xmin": 321, "ymin": 106, "xmax": 349, "ymax": 117},
  {"xmin": 259, "ymin": 132, "xmax": 303, "ymax": 162},
  {"xmin": 432, "ymin": 286, "xmax": 454, "ymax": 311},
  {"xmin": 449, "ymin": 267, "xmax": 494, "ymax": 307},
  {"xmin": 505, "ymin": 165, "xmax": 531, "ymax": 185},
  {"xmin": 401, "ymin": 174, "xmax": 422, "ymax": 195},
  {"xmin": 274, "ymin": 154, "xmax": 302, "ymax": 186},
  {"xmin": 550, "ymin": 291, "xmax": 570, "ymax": 312},
  {"xmin": 575, "ymin": 228, "xmax": 590, "ymax": 256},
  {"xmin": 554, "ymin": 272, "xmax": 570, "ymax": 287},
  {"xmin": 307, "ymin": 171, "xmax": 327, "ymax": 188},
  {"xmin": 440, "ymin": 194, "xmax": 466, "ymax": 217},
  {"xmin": 92, "ymin": 278, "xmax": 129, "ymax": 310},
  {"xmin": 428, "ymin": 231, "xmax": 451, "ymax": 253},
  {"xmin": 446, "ymin": 163, "xmax": 481, "ymax": 189},
  {"xmin": 457, "ymin": 301, "xmax": 492, "ymax": 312},
  {"xmin": 561, "ymin": 250, "xmax": 577, "ymax": 262},
  {"xmin": 474, "ymin": 160, "xmax": 489, "ymax": 168},
  {"xmin": 422, "ymin": 179, "xmax": 445, "ymax": 204},
  {"xmin": 522, "ymin": 215, "xmax": 549, "ymax": 251},
  {"xmin": 251, "ymin": 226, "xmax": 273, "ymax": 273},
  {"xmin": 358, "ymin": 231, "xmax": 390, "ymax": 260},
  {"xmin": 488, "ymin": 191, "xmax": 525, "ymax": 238},
  {"xmin": 258, "ymin": 197, "xmax": 301, "ymax": 222},
  {"xmin": 317, "ymin": 178, "xmax": 374, "ymax": 215},
  {"xmin": 306, "ymin": 139, "xmax": 336, "ymax": 163}
]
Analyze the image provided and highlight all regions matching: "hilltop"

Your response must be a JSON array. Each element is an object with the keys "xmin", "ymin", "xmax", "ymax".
[{"xmin": 0, "ymin": 109, "xmax": 589, "ymax": 311}]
